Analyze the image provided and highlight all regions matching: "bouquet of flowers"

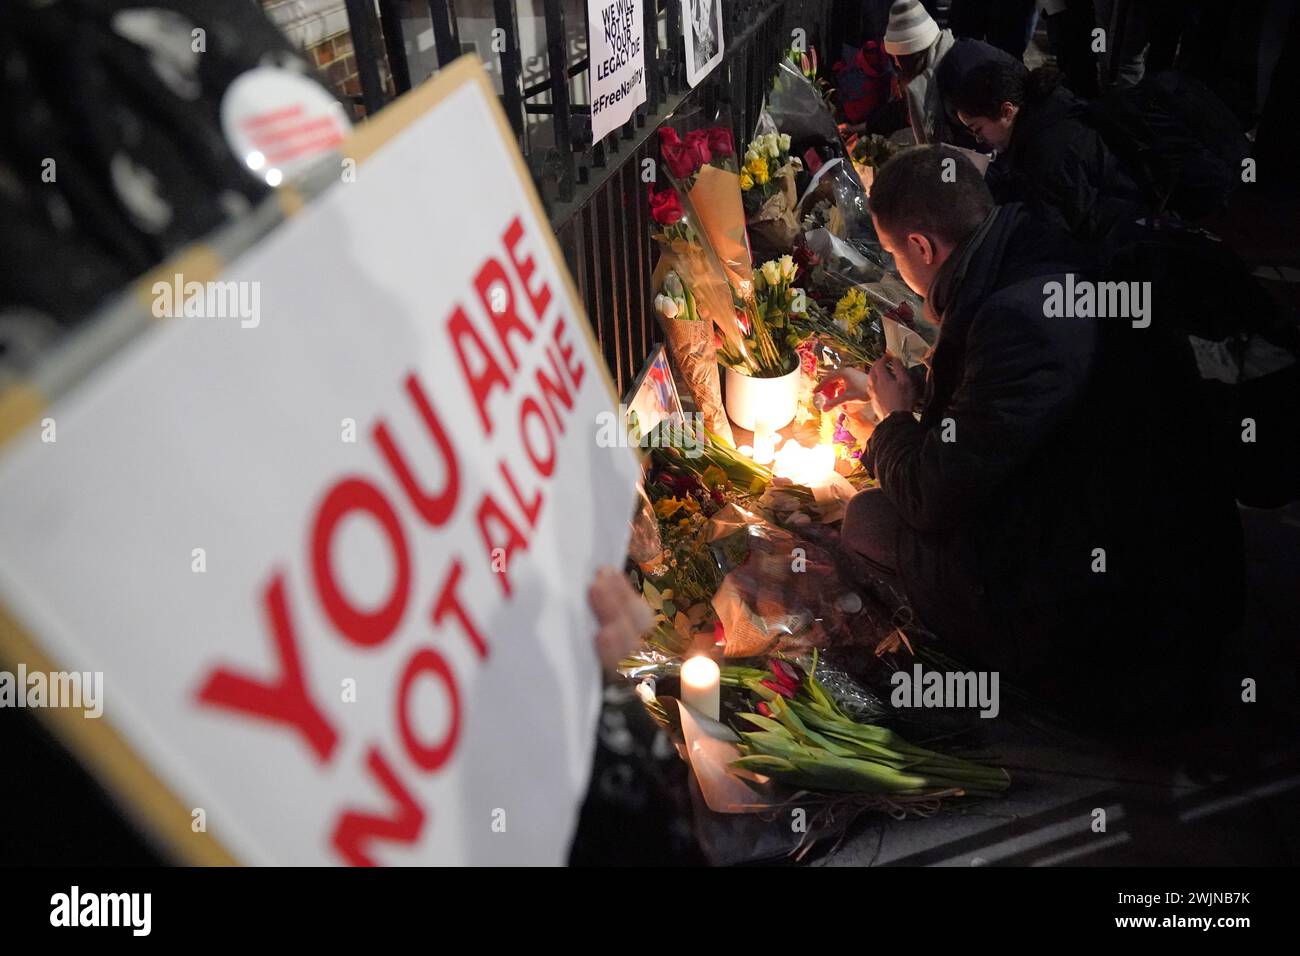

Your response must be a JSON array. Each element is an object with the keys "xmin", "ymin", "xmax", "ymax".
[
  {"xmin": 821, "ymin": 286, "xmax": 886, "ymax": 366},
  {"xmin": 849, "ymin": 131, "xmax": 904, "ymax": 172},
  {"xmin": 717, "ymin": 255, "xmax": 805, "ymax": 377},
  {"xmin": 740, "ymin": 130, "xmax": 804, "ymax": 259},
  {"xmin": 847, "ymin": 131, "xmax": 905, "ymax": 192},
  {"xmin": 785, "ymin": 46, "xmax": 831, "ymax": 102},
  {"xmin": 657, "ymin": 123, "xmax": 757, "ymax": 315},
  {"xmin": 651, "ymin": 267, "xmax": 734, "ymax": 445},
  {"xmin": 649, "ymin": 181, "xmax": 746, "ymax": 344},
  {"xmin": 731, "ymin": 658, "xmax": 1010, "ymax": 797}
]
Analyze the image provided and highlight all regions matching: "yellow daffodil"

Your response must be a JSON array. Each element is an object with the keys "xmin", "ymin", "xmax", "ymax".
[
  {"xmin": 654, "ymin": 497, "xmax": 684, "ymax": 519},
  {"xmin": 740, "ymin": 171, "xmax": 753, "ymax": 190}
]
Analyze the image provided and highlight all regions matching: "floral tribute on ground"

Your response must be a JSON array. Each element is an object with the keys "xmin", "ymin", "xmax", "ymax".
[{"xmin": 623, "ymin": 54, "xmax": 1007, "ymax": 859}]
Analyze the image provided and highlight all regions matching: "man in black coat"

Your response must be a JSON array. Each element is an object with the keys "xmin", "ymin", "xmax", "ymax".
[{"xmin": 824, "ymin": 146, "xmax": 1242, "ymax": 721}]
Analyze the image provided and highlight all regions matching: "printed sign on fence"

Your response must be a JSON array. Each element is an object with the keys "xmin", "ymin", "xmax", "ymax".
[{"xmin": 587, "ymin": 0, "xmax": 647, "ymax": 143}]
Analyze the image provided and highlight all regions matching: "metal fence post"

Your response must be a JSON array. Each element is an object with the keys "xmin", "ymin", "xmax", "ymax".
[{"xmin": 343, "ymin": 0, "xmax": 389, "ymax": 115}]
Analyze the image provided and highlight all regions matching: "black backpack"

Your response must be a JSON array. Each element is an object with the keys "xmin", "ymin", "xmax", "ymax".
[{"xmin": 1088, "ymin": 70, "xmax": 1251, "ymax": 222}]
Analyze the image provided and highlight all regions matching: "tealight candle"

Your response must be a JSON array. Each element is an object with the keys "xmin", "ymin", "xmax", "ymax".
[{"xmin": 680, "ymin": 655, "xmax": 720, "ymax": 721}]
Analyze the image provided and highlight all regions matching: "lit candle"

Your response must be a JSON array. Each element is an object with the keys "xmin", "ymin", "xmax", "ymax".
[
  {"xmin": 680, "ymin": 655, "xmax": 720, "ymax": 721},
  {"xmin": 773, "ymin": 440, "xmax": 838, "ymax": 486}
]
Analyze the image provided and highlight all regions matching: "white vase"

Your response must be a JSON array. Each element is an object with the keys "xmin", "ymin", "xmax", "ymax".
[{"xmin": 723, "ymin": 364, "xmax": 801, "ymax": 432}]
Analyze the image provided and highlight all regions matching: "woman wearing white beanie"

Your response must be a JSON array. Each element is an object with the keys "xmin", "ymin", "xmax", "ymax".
[{"xmin": 884, "ymin": 0, "xmax": 956, "ymax": 144}]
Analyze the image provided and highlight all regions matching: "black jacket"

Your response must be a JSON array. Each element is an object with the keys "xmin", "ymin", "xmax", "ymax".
[
  {"xmin": 862, "ymin": 205, "xmax": 1242, "ymax": 712},
  {"xmin": 985, "ymin": 86, "xmax": 1148, "ymax": 249}
]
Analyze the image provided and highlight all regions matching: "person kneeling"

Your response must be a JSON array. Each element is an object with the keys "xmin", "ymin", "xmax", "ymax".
[{"xmin": 823, "ymin": 146, "xmax": 1242, "ymax": 724}]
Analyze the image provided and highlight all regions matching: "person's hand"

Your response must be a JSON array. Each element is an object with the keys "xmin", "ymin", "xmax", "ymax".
[
  {"xmin": 589, "ymin": 566, "xmax": 653, "ymax": 676},
  {"xmin": 867, "ymin": 352, "xmax": 919, "ymax": 419},
  {"xmin": 843, "ymin": 408, "xmax": 877, "ymax": 447},
  {"xmin": 815, "ymin": 367, "xmax": 871, "ymax": 412}
]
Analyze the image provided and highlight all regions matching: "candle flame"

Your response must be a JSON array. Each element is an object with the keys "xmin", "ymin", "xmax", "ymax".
[{"xmin": 772, "ymin": 439, "xmax": 837, "ymax": 486}]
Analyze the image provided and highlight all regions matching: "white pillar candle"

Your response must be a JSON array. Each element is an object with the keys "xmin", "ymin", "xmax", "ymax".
[{"xmin": 680, "ymin": 655, "xmax": 721, "ymax": 721}]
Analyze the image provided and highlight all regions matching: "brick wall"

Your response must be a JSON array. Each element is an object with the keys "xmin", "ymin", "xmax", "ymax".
[
  {"xmin": 260, "ymin": 0, "xmax": 395, "ymax": 116},
  {"xmin": 306, "ymin": 30, "xmax": 396, "ymax": 105}
]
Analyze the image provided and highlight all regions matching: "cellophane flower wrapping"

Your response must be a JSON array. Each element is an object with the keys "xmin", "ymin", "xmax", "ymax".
[
  {"xmin": 657, "ymin": 117, "xmax": 757, "ymax": 317},
  {"xmin": 747, "ymin": 160, "xmax": 802, "ymax": 261},
  {"xmin": 651, "ymin": 255, "xmax": 734, "ymax": 446},
  {"xmin": 704, "ymin": 502, "xmax": 890, "ymax": 658},
  {"xmin": 648, "ymin": 182, "xmax": 747, "ymax": 363}
]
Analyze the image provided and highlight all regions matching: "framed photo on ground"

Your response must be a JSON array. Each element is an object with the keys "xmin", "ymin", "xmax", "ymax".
[{"xmin": 625, "ymin": 343, "xmax": 684, "ymax": 444}]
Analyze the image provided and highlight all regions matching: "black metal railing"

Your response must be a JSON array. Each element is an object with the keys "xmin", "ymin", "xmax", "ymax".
[{"xmin": 338, "ymin": 0, "xmax": 836, "ymax": 396}]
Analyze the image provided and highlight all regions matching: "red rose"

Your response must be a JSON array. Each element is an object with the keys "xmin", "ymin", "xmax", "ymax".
[
  {"xmin": 706, "ymin": 127, "xmax": 735, "ymax": 157},
  {"xmin": 661, "ymin": 142, "xmax": 696, "ymax": 179},
  {"xmin": 647, "ymin": 185, "xmax": 683, "ymax": 226},
  {"xmin": 659, "ymin": 127, "xmax": 700, "ymax": 179},
  {"xmin": 683, "ymin": 129, "xmax": 713, "ymax": 168}
]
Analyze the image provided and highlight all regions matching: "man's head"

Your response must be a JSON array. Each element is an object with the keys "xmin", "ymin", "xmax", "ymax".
[
  {"xmin": 884, "ymin": 0, "xmax": 939, "ymax": 77},
  {"xmin": 869, "ymin": 145, "xmax": 994, "ymax": 296}
]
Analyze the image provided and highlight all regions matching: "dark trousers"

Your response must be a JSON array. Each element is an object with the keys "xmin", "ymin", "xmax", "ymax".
[{"xmin": 840, "ymin": 488, "xmax": 914, "ymax": 617}]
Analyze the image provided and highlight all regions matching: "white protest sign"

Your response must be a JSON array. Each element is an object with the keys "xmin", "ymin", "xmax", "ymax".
[
  {"xmin": 0, "ymin": 58, "xmax": 641, "ymax": 866},
  {"xmin": 587, "ymin": 0, "xmax": 646, "ymax": 143}
]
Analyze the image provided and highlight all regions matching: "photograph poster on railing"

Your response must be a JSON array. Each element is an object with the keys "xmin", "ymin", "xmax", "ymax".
[
  {"xmin": 682, "ymin": 0, "xmax": 725, "ymax": 87},
  {"xmin": 587, "ymin": 0, "xmax": 647, "ymax": 143}
]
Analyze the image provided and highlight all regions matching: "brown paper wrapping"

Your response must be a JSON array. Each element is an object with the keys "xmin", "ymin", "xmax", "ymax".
[
  {"xmin": 652, "ymin": 255, "xmax": 735, "ymax": 446},
  {"xmin": 687, "ymin": 164, "xmax": 755, "ymax": 300},
  {"xmin": 746, "ymin": 165, "xmax": 801, "ymax": 260}
]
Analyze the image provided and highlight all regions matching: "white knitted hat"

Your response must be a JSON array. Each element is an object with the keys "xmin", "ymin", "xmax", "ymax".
[{"xmin": 883, "ymin": 0, "xmax": 941, "ymax": 56}]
